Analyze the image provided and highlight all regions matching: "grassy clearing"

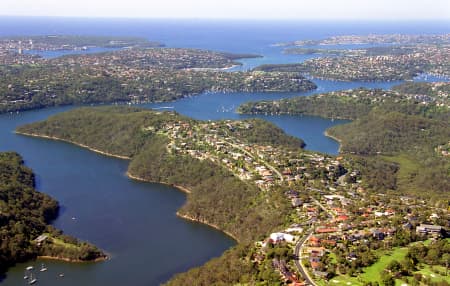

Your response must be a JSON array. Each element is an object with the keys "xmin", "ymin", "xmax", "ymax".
[
  {"xmin": 360, "ymin": 247, "xmax": 408, "ymax": 281},
  {"xmin": 382, "ymin": 154, "xmax": 419, "ymax": 181},
  {"xmin": 319, "ymin": 244, "xmax": 449, "ymax": 285},
  {"xmin": 381, "ymin": 154, "xmax": 421, "ymax": 192},
  {"xmin": 417, "ymin": 265, "xmax": 450, "ymax": 283},
  {"xmin": 43, "ymin": 233, "xmax": 80, "ymax": 250},
  {"xmin": 327, "ymin": 247, "xmax": 409, "ymax": 286}
]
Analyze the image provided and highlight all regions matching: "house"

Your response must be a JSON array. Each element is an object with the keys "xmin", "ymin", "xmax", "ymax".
[
  {"xmin": 34, "ymin": 234, "xmax": 48, "ymax": 246},
  {"xmin": 336, "ymin": 215, "xmax": 349, "ymax": 222},
  {"xmin": 270, "ymin": 232, "xmax": 295, "ymax": 243},
  {"xmin": 308, "ymin": 236, "xmax": 321, "ymax": 247},
  {"xmin": 291, "ymin": 198, "xmax": 303, "ymax": 207},
  {"xmin": 372, "ymin": 229, "xmax": 385, "ymax": 240},
  {"xmin": 416, "ymin": 224, "xmax": 444, "ymax": 236},
  {"xmin": 316, "ymin": 227, "xmax": 339, "ymax": 234},
  {"xmin": 286, "ymin": 226, "xmax": 304, "ymax": 234},
  {"xmin": 305, "ymin": 247, "xmax": 325, "ymax": 256}
]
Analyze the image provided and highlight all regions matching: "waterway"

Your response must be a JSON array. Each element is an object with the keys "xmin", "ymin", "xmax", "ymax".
[{"xmin": 0, "ymin": 18, "xmax": 448, "ymax": 285}]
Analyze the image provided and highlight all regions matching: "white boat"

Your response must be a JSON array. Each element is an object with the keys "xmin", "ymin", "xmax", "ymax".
[
  {"xmin": 28, "ymin": 273, "xmax": 37, "ymax": 285},
  {"xmin": 40, "ymin": 263, "xmax": 48, "ymax": 272},
  {"xmin": 26, "ymin": 266, "xmax": 34, "ymax": 271}
]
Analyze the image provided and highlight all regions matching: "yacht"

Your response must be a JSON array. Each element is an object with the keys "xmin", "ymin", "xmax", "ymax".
[
  {"xmin": 40, "ymin": 263, "xmax": 48, "ymax": 272},
  {"xmin": 28, "ymin": 273, "xmax": 37, "ymax": 285}
]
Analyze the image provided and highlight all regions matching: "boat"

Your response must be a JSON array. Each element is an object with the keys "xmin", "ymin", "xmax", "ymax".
[
  {"xmin": 26, "ymin": 266, "xmax": 34, "ymax": 271},
  {"xmin": 40, "ymin": 263, "xmax": 48, "ymax": 272},
  {"xmin": 28, "ymin": 273, "xmax": 37, "ymax": 285},
  {"xmin": 59, "ymin": 273, "xmax": 65, "ymax": 277}
]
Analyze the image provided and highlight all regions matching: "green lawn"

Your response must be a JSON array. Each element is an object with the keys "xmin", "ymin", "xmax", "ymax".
[
  {"xmin": 318, "ymin": 244, "xmax": 449, "ymax": 286},
  {"xmin": 327, "ymin": 247, "xmax": 409, "ymax": 286},
  {"xmin": 42, "ymin": 233, "xmax": 80, "ymax": 250},
  {"xmin": 417, "ymin": 264, "xmax": 450, "ymax": 283}
]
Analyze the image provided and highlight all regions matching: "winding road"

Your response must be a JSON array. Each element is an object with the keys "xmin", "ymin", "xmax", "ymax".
[{"xmin": 294, "ymin": 229, "xmax": 318, "ymax": 286}]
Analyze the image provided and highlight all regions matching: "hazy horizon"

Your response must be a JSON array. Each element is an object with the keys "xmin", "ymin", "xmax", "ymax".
[{"xmin": 1, "ymin": 0, "xmax": 449, "ymax": 21}]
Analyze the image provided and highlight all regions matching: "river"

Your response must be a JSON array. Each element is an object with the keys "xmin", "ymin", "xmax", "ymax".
[{"xmin": 0, "ymin": 18, "xmax": 448, "ymax": 285}]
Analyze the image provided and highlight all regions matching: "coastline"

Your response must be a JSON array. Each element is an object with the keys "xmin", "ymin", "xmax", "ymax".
[
  {"xmin": 126, "ymin": 172, "xmax": 192, "ymax": 194},
  {"xmin": 127, "ymin": 172, "xmax": 238, "ymax": 241},
  {"xmin": 16, "ymin": 130, "xmax": 238, "ymax": 245},
  {"xmin": 14, "ymin": 131, "xmax": 131, "ymax": 160},
  {"xmin": 324, "ymin": 130, "xmax": 343, "ymax": 153},
  {"xmin": 176, "ymin": 212, "xmax": 239, "ymax": 242},
  {"xmin": 38, "ymin": 255, "xmax": 108, "ymax": 263}
]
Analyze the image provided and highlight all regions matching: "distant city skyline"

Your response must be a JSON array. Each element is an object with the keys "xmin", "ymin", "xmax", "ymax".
[{"xmin": 0, "ymin": 0, "xmax": 449, "ymax": 20}]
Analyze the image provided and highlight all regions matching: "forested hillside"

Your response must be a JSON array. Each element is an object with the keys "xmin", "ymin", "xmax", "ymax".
[{"xmin": 0, "ymin": 152, "xmax": 105, "ymax": 275}]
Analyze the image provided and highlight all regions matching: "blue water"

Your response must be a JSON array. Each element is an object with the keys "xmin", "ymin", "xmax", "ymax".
[
  {"xmin": 0, "ymin": 107, "xmax": 236, "ymax": 286},
  {"xmin": 2, "ymin": 17, "xmax": 449, "ymax": 69},
  {"xmin": 0, "ymin": 17, "xmax": 449, "ymax": 286}
]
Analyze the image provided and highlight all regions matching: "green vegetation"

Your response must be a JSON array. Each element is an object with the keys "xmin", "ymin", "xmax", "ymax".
[
  {"xmin": 392, "ymin": 81, "xmax": 450, "ymax": 97},
  {"xmin": 253, "ymin": 63, "xmax": 307, "ymax": 73},
  {"xmin": 238, "ymin": 87, "xmax": 450, "ymax": 121},
  {"xmin": 0, "ymin": 64, "xmax": 315, "ymax": 114},
  {"xmin": 238, "ymin": 89, "xmax": 372, "ymax": 120},
  {"xmin": 327, "ymin": 110, "xmax": 449, "ymax": 155},
  {"xmin": 38, "ymin": 231, "xmax": 106, "ymax": 262},
  {"xmin": 261, "ymin": 35, "xmax": 450, "ymax": 81},
  {"xmin": 17, "ymin": 106, "xmax": 302, "ymax": 242},
  {"xmin": 0, "ymin": 152, "xmax": 105, "ymax": 275},
  {"xmin": 129, "ymin": 134, "xmax": 290, "ymax": 241},
  {"xmin": 0, "ymin": 36, "xmax": 316, "ymax": 114},
  {"xmin": 239, "ymin": 85, "xmax": 450, "ymax": 199},
  {"xmin": 0, "ymin": 152, "xmax": 57, "ymax": 273},
  {"xmin": 1, "ymin": 35, "xmax": 164, "ymax": 48},
  {"xmin": 326, "ymin": 240, "xmax": 450, "ymax": 286},
  {"xmin": 328, "ymin": 247, "xmax": 409, "ymax": 286},
  {"xmin": 16, "ymin": 105, "xmax": 449, "ymax": 284},
  {"xmin": 283, "ymin": 48, "xmax": 360, "ymax": 55},
  {"xmin": 16, "ymin": 106, "xmax": 308, "ymax": 285},
  {"xmin": 327, "ymin": 111, "xmax": 450, "ymax": 197}
]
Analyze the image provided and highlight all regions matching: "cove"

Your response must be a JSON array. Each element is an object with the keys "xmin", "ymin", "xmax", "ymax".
[{"xmin": 0, "ymin": 108, "xmax": 235, "ymax": 286}]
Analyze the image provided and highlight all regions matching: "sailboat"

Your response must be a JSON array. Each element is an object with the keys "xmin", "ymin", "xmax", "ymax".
[
  {"xmin": 28, "ymin": 272, "xmax": 37, "ymax": 285},
  {"xmin": 40, "ymin": 263, "xmax": 48, "ymax": 272},
  {"xmin": 24, "ymin": 266, "xmax": 33, "ymax": 279}
]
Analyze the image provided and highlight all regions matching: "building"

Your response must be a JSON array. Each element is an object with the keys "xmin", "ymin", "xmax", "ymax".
[{"xmin": 416, "ymin": 224, "xmax": 444, "ymax": 236}]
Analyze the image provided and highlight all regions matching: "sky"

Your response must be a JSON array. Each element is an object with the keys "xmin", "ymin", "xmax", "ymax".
[{"xmin": 0, "ymin": 0, "xmax": 449, "ymax": 20}]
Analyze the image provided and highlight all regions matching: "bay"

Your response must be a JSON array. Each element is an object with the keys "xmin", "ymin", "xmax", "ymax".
[{"xmin": 0, "ymin": 18, "xmax": 448, "ymax": 285}]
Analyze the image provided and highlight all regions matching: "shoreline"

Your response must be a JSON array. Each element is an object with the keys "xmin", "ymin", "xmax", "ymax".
[
  {"xmin": 176, "ymin": 212, "xmax": 239, "ymax": 242},
  {"xmin": 16, "ymin": 131, "xmax": 238, "ymax": 245},
  {"xmin": 15, "ymin": 131, "xmax": 131, "ymax": 160},
  {"xmin": 127, "ymin": 172, "xmax": 238, "ymax": 241},
  {"xmin": 324, "ymin": 130, "xmax": 343, "ymax": 153},
  {"xmin": 126, "ymin": 172, "xmax": 192, "ymax": 194},
  {"xmin": 37, "ymin": 255, "xmax": 108, "ymax": 263}
]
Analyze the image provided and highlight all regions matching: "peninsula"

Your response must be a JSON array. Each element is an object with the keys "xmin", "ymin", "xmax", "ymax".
[
  {"xmin": 276, "ymin": 33, "xmax": 450, "ymax": 47},
  {"xmin": 0, "ymin": 152, "xmax": 107, "ymax": 276},
  {"xmin": 0, "ymin": 36, "xmax": 316, "ymax": 114},
  {"xmin": 16, "ymin": 105, "xmax": 449, "ymax": 285},
  {"xmin": 258, "ymin": 34, "xmax": 450, "ymax": 81}
]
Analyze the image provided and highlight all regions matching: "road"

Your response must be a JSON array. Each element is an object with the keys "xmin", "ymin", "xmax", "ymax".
[
  {"xmin": 311, "ymin": 197, "xmax": 334, "ymax": 219},
  {"xmin": 225, "ymin": 140, "xmax": 284, "ymax": 182},
  {"xmin": 294, "ymin": 229, "xmax": 318, "ymax": 286}
]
